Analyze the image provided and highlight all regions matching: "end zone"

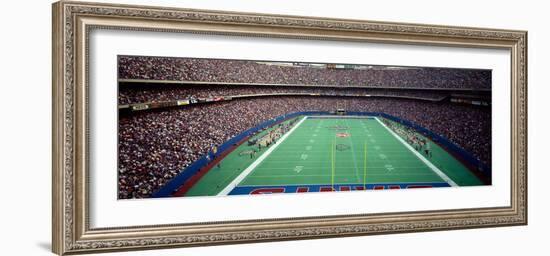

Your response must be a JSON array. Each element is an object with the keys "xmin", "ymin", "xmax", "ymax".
[{"xmin": 229, "ymin": 182, "xmax": 451, "ymax": 195}]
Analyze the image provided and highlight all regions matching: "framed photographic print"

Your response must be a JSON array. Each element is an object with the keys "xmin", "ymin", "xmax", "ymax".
[{"xmin": 52, "ymin": 1, "xmax": 527, "ymax": 255}]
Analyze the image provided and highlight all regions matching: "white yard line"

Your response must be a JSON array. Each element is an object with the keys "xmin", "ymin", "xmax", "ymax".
[
  {"xmin": 375, "ymin": 117, "xmax": 458, "ymax": 187},
  {"xmin": 217, "ymin": 116, "xmax": 308, "ymax": 195}
]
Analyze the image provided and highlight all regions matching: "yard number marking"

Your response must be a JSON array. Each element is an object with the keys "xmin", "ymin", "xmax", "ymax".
[{"xmin": 294, "ymin": 166, "xmax": 304, "ymax": 173}]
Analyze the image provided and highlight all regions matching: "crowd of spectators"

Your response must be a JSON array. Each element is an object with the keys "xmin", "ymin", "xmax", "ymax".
[
  {"xmin": 118, "ymin": 83, "xmax": 451, "ymax": 105},
  {"xmin": 118, "ymin": 56, "xmax": 491, "ymax": 90},
  {"xmin": 118, "ymin": 96, "xmax": 491, "ymax": 199}
]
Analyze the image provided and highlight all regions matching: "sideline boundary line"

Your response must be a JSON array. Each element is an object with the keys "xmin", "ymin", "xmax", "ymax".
[
  {"xmin": 217, "ymin": 116, "xmax": 308, "ymax": 195},
  {"xmin": 375, "ymin": 117, "xmax": 458, "ymax": 187}
]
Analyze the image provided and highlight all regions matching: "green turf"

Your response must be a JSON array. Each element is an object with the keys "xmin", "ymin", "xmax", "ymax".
[{"xmin": 185, "ymin": 116, "xmax": 483, "ymax": 196}]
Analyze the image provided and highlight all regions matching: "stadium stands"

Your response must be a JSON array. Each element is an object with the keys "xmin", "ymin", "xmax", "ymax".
[
  {"xmin": 117, "ymin": 56, "xmax": 492, "ymax": 199},
  {"xmin": 118, "ymin": 96, "xmax": 491, "ymax": 199},
  {"xmin": 118, "ymin": 56, "xmax": 491, "ymax": 89}
]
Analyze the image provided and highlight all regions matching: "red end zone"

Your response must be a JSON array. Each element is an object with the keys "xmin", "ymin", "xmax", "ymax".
[{"xmin": 232, "ymin": 182, "xmax": 451, "ymax": 195}]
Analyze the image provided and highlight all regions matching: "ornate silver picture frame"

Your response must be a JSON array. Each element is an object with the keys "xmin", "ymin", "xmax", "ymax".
[{"xmin": 52, "ymin": 1, "xmax": 527, "ymax": 255}]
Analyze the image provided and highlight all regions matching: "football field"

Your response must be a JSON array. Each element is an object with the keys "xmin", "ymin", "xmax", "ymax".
[{"xmin": 184, "ymin": 116, "xmax": 483, "ymax": 196}]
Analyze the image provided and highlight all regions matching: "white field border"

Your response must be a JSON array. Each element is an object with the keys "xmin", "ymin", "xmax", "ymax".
[
  {"xmin": 374, "ymin": 117, "xmax": 458, "ymax": 187},
  {"xmin": 217, "ymin": 116, "xmax": 308, "ymax": 195}
]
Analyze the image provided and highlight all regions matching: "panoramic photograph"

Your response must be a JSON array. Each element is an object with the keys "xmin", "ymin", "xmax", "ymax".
[{"xmin": 117, "ymin": 56, "xmax": 492, "ymax": 199}]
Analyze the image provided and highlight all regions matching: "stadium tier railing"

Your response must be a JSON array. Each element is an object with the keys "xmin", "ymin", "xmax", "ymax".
[{"xmin": 119, "ymin": 93, "xmax": 447, "ymax": 113}]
